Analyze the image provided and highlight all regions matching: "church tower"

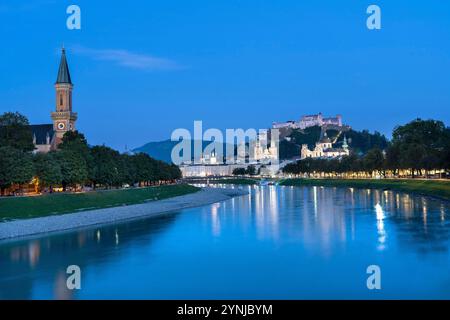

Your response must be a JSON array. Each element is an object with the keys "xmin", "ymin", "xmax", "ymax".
[{"xmin": 51, "ymin": 47, "xmax": 77, "ymax": 148}]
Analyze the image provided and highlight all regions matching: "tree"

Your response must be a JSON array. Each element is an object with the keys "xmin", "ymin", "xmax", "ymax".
[
  {"xmin": 59, "ymin": 130, "xmax": 89, "ymax": 152},
  {"xmin": 90, "ymin": 145, "xmax": 122, "ymax": 188},
  {"xmin": 289, "ymin": 126, "xmax": 322, "ymax": 149},
  {"xmin": 279, "ymin": 140, "xmax": 300, "ymax": 160},
  {"xmin": 233, "ymin": 168, "xmax": 247, "ymax": 176},
  {"xmin": 120, "ymin": 154, "xmax": 138, "ymax": 186},
  {"xmin": 0, "ymin": 146, "xmax": 34, "ymax": 195},
  {"xmin": 132, "ymin": 153, "xmax": 155, "ymax": 186},
  {"xmin": 340, "ymin": 154, "xmax": 360, "ymax": 175},
  {"xmin": 59, "ymin": 130, "xmax": 91, "ymax": 161},
  {"xmin": 154, "ymin": 160, "xmax": 181, "ymax": 182},
  {"xmin": 392, "ymin": 119, "xmax": 448, "ymax": 177},
  {"xmin": 337, "ymin": 129, "xmax": 388, "ymax": 154},
  {"xmin": 33, "ymin": 152, "xmax": 62, "ymax": 191},
  {"xmin": 57, "ymin": 149, "xmax": 88, "ymax": 190},
  {"xmin": 59, "ymin": 130, "xmax": 94, "ymax": 182},
  {"xmin": 441, "ymin": 128, "xmax": 450, "ymax": 174},
  {"xmin": 363, "ymin": 148, "xmax": 385, "ymax": 177},
  {"xmin": 0, "ymin": 112, "xmax": 35, "ymax": 152},
  {"xmin": 246, "ymin": 165, "xmax": 257, "ymax": 176},
  {"xmin": 385, "ymin": 143, "xmax": 401, "ymax": 176},
  {"xmin": 401, "ymin": 143, "xmax": 426, "ymax": 177},
  {"xmin": 168, "ymin": 163, "xmax": 182, "ymax": 180}
]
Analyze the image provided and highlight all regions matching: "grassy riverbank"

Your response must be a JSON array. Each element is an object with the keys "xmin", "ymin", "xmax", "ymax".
[
  {"xmin": 279, "ymin": 178, "xmax": 450, "ymax": 200},
  {"xmin": 0, "ymin": 184, "xmax": 200, "ymax": 221}
]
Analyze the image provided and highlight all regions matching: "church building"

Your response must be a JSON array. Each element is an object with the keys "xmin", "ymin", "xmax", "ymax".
[
  {"xmin": 301, "ymin": 133, "xmax": 350, "ymax": 160},
  {"xmin": 31, "ymin": 48, "xmax": 77, "ymax": 153}
]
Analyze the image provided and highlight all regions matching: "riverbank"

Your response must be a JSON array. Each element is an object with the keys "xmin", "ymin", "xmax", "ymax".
[
  {"xmin": 0, "ymin": 187, "xmax": 248, "ymax": 241},
  {"xmin": 210, "ymin": 178, "xmax": 259, "ymax": 185},
  {"xmin": 183, "ymin": 177, "xmax": 259, "ymax": 185},
  {"xmin": 0, "ymin": 184, "xmax": 200, "ymax": 221},
  {"xmin": 279, "ymin": 178, "xmax": 450, "ymax": 201}
]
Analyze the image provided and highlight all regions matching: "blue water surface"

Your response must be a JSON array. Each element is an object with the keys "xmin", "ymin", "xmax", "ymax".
[{"xmin": 0, "ymin": 185, "xmax": 449, "ymax": 299}]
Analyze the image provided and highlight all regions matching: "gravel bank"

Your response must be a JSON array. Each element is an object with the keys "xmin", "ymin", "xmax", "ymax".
[{"xmin": 0, "ymin": 187, "xmax": 248, "ymax": 241}]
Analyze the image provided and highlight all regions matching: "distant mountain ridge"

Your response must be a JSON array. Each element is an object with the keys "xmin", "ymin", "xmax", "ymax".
[
  {"xmin": 133, "ymin": 140, "xmax": 178, "ymax": 163},
  {"xmin": 133, "ymin": 139, "xmax": 236, "ymax": 164}
]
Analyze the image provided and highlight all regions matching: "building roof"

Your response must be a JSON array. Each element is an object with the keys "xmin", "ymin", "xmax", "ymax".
[
  {"xmin": 319, "ymin": 131, "xmax": 331, "ymax": 143},
  {"xmin": 30, "ymin": 124, "xmax": 54, "ymax": 145},
  {"xmin": 56, "ymin": 48, "xmax": 72, "ymax": 84},
  {"xmin": 302, "ymin": 114, "xmax": 320, "ymax": 119},
  {"xmin": 324, "ymin": 147, "xmax": 346, "ymax": 153}
]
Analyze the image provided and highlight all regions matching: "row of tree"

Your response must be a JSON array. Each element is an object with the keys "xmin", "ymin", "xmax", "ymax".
[
  {"xmin": 283, "ymin": 119, "xmax": 450, "ymax": 178},
  {"xmin": 232, "ymin": 165, "xmax": 257, "ymax": 176},
  {"xmin": 0, "ymin": 112, "xmax": 181, "ymax": 195}
]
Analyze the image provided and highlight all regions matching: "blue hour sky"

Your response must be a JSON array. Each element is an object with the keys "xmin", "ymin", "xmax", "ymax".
[{"xmin": 0, "ymin": 0, "xmax": 449, "ymax": 150}]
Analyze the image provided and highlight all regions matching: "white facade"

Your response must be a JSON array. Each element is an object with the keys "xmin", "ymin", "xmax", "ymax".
[
  {"xmin": 301, "ymin": 136, "xmax": 350, "ymax": 159},
  {"xmin": 251, "ymin": 130, "xmax": 279, "ymax": 163},
  {"xmin": 322, "ymin": 115, "xmax": 342, "ymax": 127},
  {"xmin": 298, "ymin": 113, "xmax": 323, "ymax": 129},
  {"xmin": 272, "ymin": 120, "xmax": 296, "ymax": 129},
  {"xmin": 273, "ymin": 113, "xmax": 344, "ymax": 130},
  {"xmin": 180, "ymin": 164, "xmax": 247, "ymax": 177}
]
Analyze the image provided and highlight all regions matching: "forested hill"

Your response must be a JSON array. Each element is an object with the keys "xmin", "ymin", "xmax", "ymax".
[
  {"xmin": 135, "ymin": 127, "xmax": 390, "ymax": 163},
  {"xmin": 279, "ymin": 126, "xmax": 389, "ymax": 160},
  {"xmin": 336, "ymin": 129, "xmax": 389, "ymax": 154}
]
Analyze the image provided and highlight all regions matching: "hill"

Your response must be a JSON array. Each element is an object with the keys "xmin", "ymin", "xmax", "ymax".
[
  {"xmin": 133, "ymin": 140, "xmax": 178, "ymax": 163},
  {"xmin": 279, "ymin": 126, "xmax": 389, "ymax": 159},
  {"xmin": 133, "ymin": 139, "xmax": 237, "ymax": 164},
  {"xmin": 135, "ymin": 127, "xmax": 390, "ymax": 163}
]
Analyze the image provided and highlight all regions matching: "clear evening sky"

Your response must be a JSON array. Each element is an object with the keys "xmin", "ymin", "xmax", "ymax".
[{"xmin": 1, "ymin": 0, "xmax": 449, "ymax": 151}]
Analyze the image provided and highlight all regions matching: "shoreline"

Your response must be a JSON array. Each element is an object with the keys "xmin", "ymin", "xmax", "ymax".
[
  {"xmin": 0, "ymin": 187, "xmax": 248, "ymax": 242},
  {"xmin": 279, "ymin": 178, "xmax": 450, "ymax": 201}
]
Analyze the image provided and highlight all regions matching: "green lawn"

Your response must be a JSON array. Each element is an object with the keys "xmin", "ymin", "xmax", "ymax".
[
  {"xmin": 0, "ymin": 184, "xmax": 200, "ymax": 221},
  {"xmin": 279, "ymin": 178, "xmax": 450, "ymax": 201}
]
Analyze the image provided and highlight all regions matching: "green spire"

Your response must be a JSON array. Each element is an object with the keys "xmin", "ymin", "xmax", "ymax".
[
  {"xmin": 56, "ymin": 47, "xmax": 72, "ymax": 84},
  {"xmin": 342, "ymin": 135, "xmax": 349, "ymax": 149}
]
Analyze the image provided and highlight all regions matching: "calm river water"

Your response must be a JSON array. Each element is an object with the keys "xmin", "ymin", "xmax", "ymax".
[{"xmin": 0, "ymin": 185, "xmax": 449, "ymax": 299}]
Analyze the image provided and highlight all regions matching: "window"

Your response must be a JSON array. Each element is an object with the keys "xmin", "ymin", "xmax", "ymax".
[{"xmin": 60, "ymin": 94, "xmax": 63, "ymax": 106}]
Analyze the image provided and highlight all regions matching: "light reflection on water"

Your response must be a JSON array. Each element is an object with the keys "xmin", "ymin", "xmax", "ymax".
[{"xmin": 0, "ymin": 185, "xmax": 449, "ymax": 299}]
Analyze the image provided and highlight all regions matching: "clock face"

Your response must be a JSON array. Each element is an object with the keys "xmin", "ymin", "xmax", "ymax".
[{"xmin": 57, "ymin": 122, "xmax": 65, "ymax": 130}]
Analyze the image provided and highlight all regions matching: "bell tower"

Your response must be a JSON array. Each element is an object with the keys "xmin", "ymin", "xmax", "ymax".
[{"xmin": 51, "ymin": 47, "xmax": 77, "ymax": 148}]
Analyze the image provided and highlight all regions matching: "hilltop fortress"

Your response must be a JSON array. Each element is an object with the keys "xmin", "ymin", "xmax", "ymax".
[
  {"xmin": 272, "ymin": 112, "xmax": 343, "ymax": 130},
  {"xmin": 273, "ymin": 113, "xmax": 351, "ymax": 160}
]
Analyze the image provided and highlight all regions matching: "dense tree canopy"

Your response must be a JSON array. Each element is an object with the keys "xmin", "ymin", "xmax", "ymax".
[
  {"xmin": 33, "ymin": 152, "xmax": 62, "ymax": 190},
  {"xmin": 0, "ymin": 146, "xmax": 34, "ymax": 195},
  {"xmin": 283, "ymin": 119, "xmax": 450, "ymax": 178},
  {"xmin": 390, "ymin": 119, "xmax": 450, "ymax": 176},
  {"xmin": 232, "ymin": 165, "xmax": 257, "ymax": 176},
  {"xmin": 0, "ymin": 112, "xmax": 182, "ymax": 195},
  {"xmin": 339, "ymin": 129, "xmax": 388, "ymax": 154},
  {"xmin": 90, "ymin": 145, "xmax": 123, "ymax": 188},
  {"xmin": 0, "ymin": 112, "xmax": 35, "ymax": 152},
  {"xmin": 279, "ymin": 126, "xmax": 389, "ymax": 160}
]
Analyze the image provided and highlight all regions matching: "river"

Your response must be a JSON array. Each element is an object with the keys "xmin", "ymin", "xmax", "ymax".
[{"xmin": 0, "ymin": 185, "xmax": 449, "ymax": 299}]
